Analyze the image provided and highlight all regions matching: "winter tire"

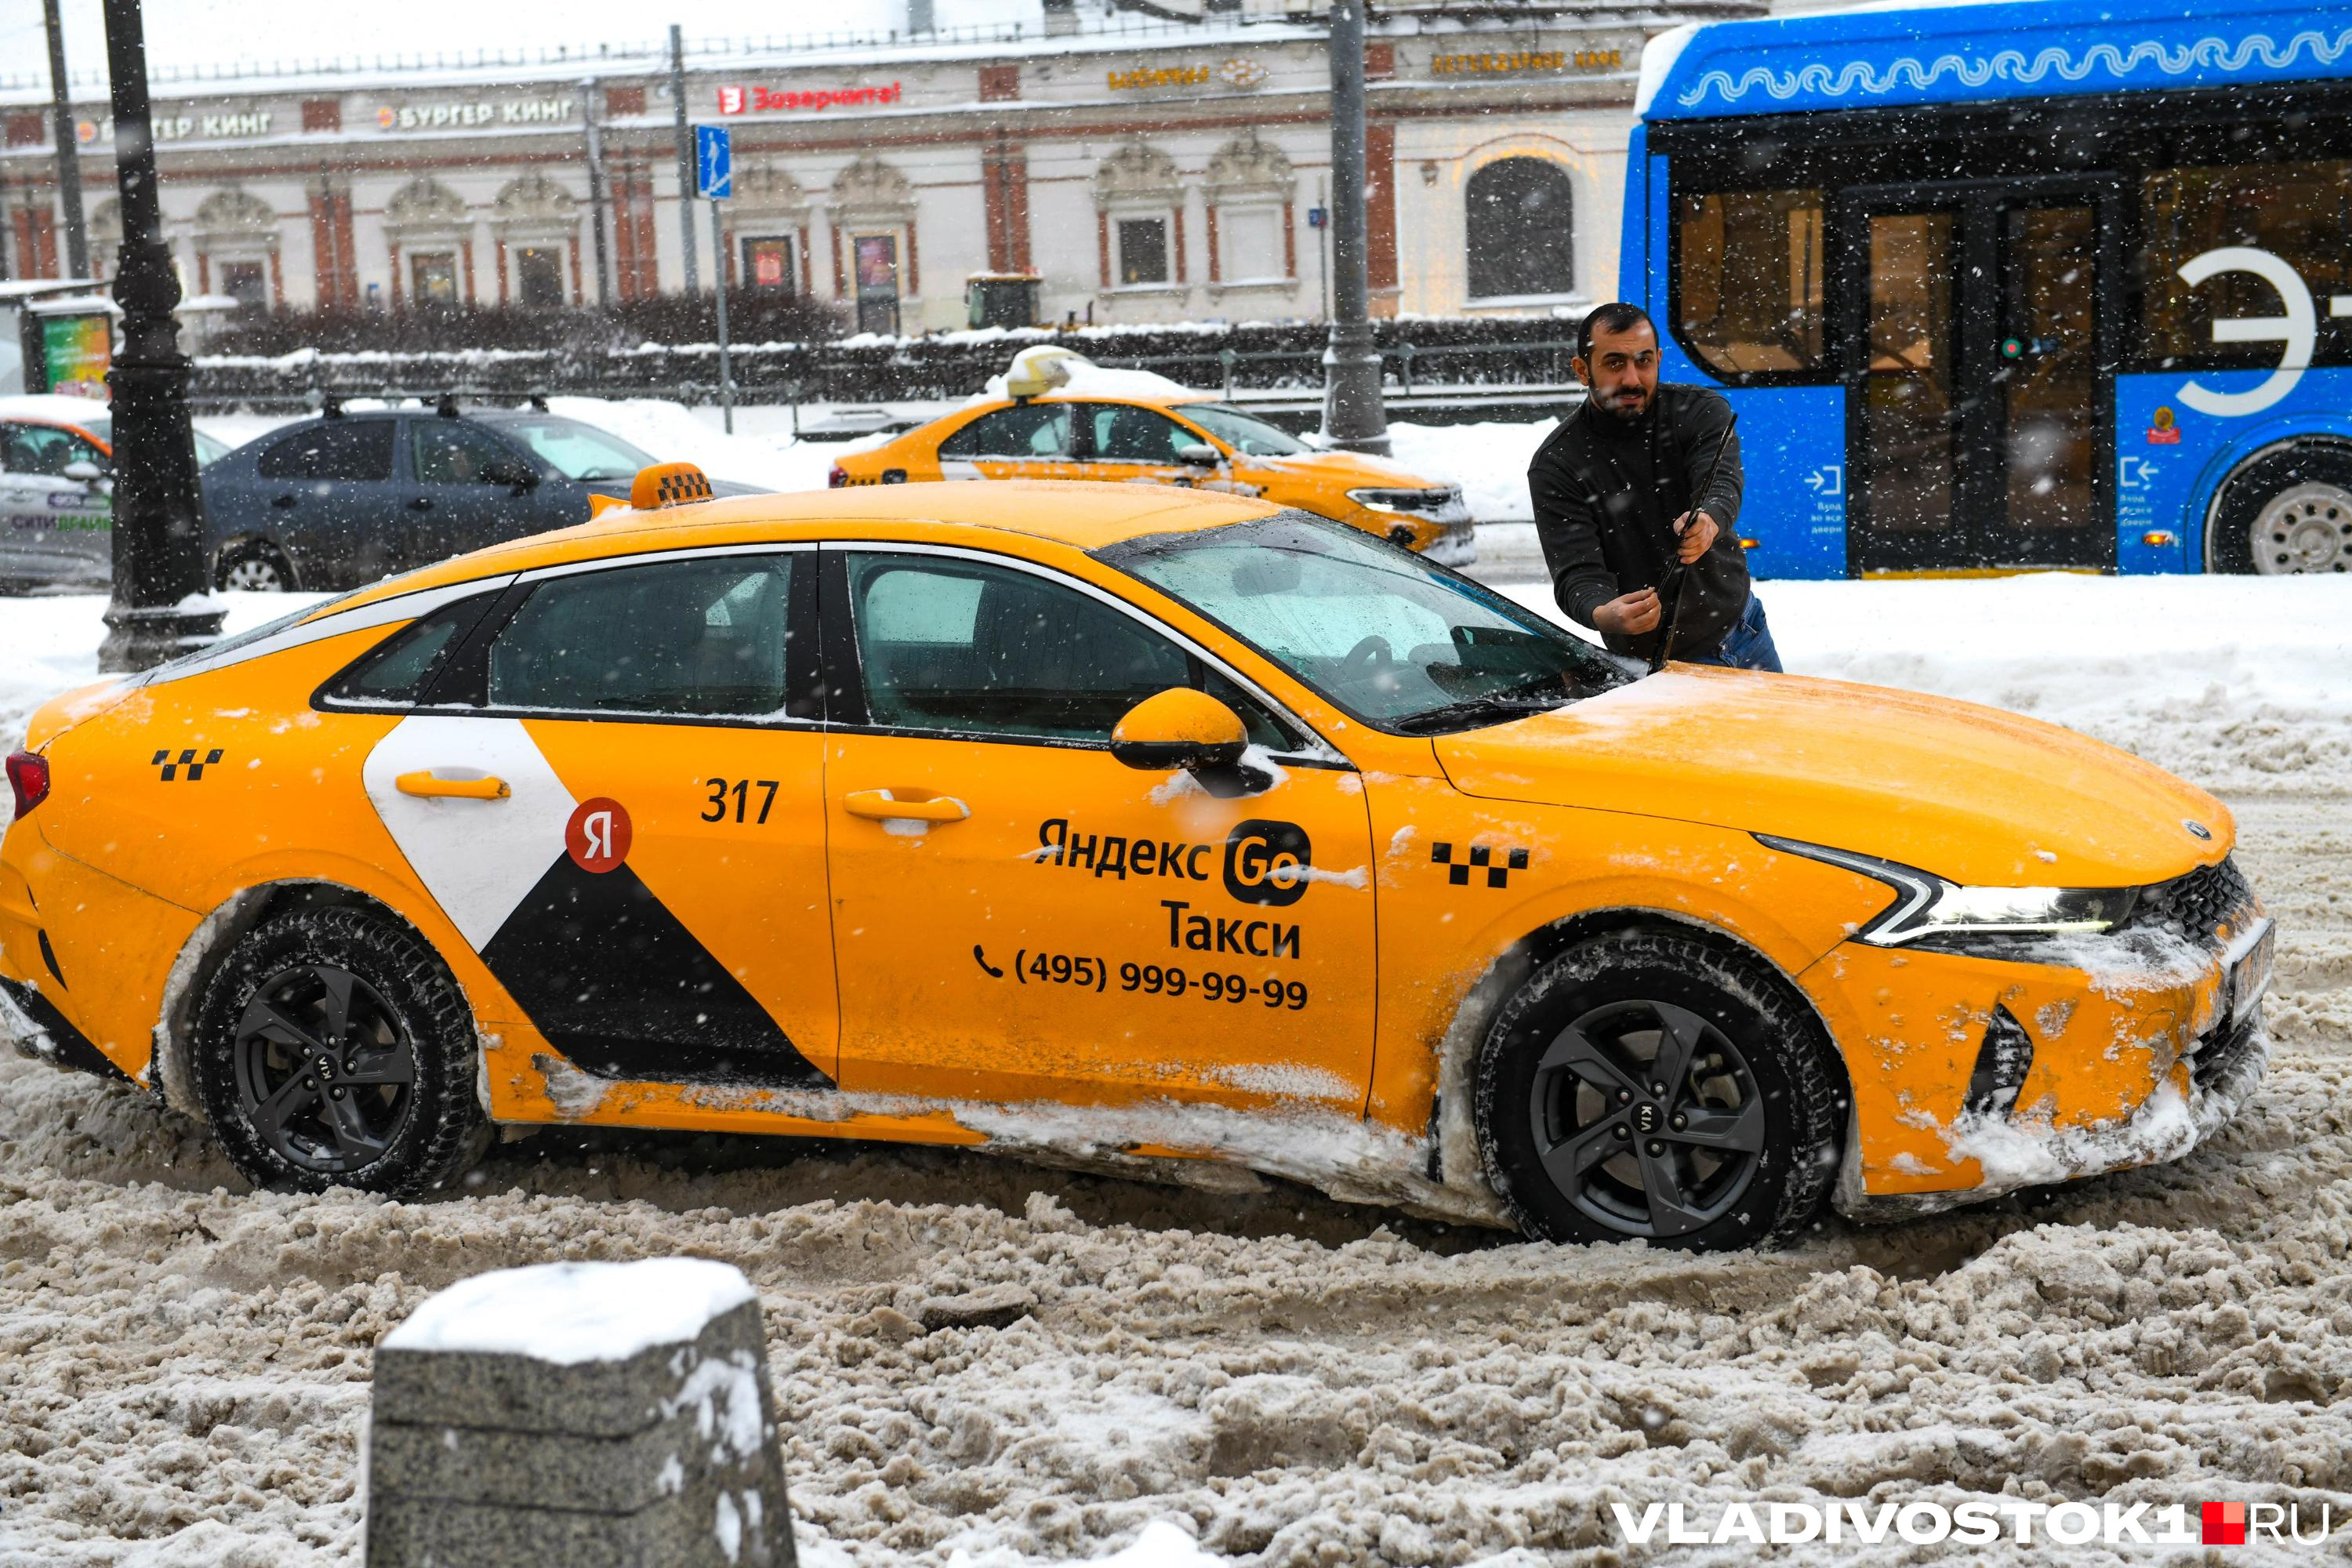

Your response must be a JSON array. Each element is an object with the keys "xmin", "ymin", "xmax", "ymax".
[
  {"xmin": 193, "ymin": 905, "xmax": 488, "ymax": 1197},
  {"xmin": 216, "ymin": 543, "xmax": 295, "ymax": 593},
  {"xmin": 1474, "ymin": 927, "xmax": 1843, "ymax": 1250},
  {"xmin": 2209, "ymin": 445, "xmax": 2352, "ymax": 575}
]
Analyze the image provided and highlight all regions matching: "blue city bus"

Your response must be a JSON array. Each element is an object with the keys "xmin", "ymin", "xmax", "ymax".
[{"xmin": 1621, "ymin": 1, "xmax": 2352, "ymax": 576}]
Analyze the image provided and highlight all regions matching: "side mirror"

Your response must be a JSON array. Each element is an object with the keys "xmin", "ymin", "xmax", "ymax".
[
  {"xmin": 62, "ymin": 460, "xmax": 103, "ymax": 485},
  {"xmin": 495, "ymin": 464, "xmax": 540, "ymax": 490},
  {"xmin": 1111, "ymin": 688, "xmax": 1247, "ymax": 775},
  {"xmin": 1174, "ymin": 441, "xmax": 1221, "ymax": 468}
]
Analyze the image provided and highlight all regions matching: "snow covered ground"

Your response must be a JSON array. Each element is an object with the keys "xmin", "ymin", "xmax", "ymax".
[{"xmin": 3, "ymin": 485, "xmax": 2350, "ymax": 1563}]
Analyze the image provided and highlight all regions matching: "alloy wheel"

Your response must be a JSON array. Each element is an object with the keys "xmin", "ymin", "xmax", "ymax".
[
  {"xmin": 222, "ymin": 554, "xmax": 289, "ymax": 591},
  {"xmin": 231, "ymin": 963, "xmax": 419, "ymax": 1174},
  {"xmin": 1526, "ymin": 998, "xmax": 1765, "ymax": 1240},
  {"xmin": 2252, "ymin": 481, "xmax": 2352, "ymax": 575}
]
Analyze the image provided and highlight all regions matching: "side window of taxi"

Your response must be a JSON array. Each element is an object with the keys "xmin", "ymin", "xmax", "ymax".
[
  {"xmin": 935, "ymin": 405, "xmax": 1073, "ymax": 459},
  {"xmin": 487, "ymin": 557, "xmax": 799, "ymax": 717},
  {"xmin": 845, "ymin": 553, "xmax": 1294, "ymax": 749},
  {"xmin": 1080, "ymin": 404, "xmax": 1195, "ymax": 463}
]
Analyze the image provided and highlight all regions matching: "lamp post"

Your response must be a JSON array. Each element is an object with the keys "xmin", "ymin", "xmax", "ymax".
[
  {"xmin": 1319, "ymin": 0, "xmax": 1388, "ymax": 455},
  {"xmin": 97, "ymin": 0, "xmax": 223, "ymax": 673}
]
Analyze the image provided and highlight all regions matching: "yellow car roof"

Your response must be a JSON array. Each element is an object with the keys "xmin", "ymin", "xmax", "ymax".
[{"xmin": 325, "ymin": 481, "xmax": 1283, "ymax": 617}]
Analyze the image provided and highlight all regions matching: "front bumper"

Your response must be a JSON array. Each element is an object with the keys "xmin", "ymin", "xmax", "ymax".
[{"xmin": 1811, "ymin": 897, "xmax": 2274, "ymax": 1219}]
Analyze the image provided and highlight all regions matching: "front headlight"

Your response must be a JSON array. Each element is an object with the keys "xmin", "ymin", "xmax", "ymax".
[
  {"xmin": 1755, "ymin": 835, "xmax": 2137, "ymax": 951},
  {"xmin": 1348, "ymin": 486, "xmax": 1468, "ymax": 524}
]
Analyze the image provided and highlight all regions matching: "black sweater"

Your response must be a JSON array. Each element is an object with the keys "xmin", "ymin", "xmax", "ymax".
[{"xmin": 1526, "ymin": 384, "xmax": 1745, "ymax": 655}]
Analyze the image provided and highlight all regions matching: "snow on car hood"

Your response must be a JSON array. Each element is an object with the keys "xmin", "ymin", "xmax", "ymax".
[
  {"xmin": 1432, "ymin": 666, "xmax": 2231, "ymax": 889},
  {"xmin": 1243, "ymin": 448, "xmax": 1446, "ymax": 491}
]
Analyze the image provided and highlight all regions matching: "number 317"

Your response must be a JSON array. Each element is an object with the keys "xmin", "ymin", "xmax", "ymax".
[{"xmin": 703, "ymin": 778, "xmax": 779, "ymax": 824}]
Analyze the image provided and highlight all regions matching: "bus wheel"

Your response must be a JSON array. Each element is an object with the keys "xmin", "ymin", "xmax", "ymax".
[{"xmin": 2211, "ymin": 446, "xmax": 2352, "ymax": 575}]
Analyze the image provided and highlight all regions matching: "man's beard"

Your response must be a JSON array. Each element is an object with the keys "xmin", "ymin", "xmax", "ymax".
[{"xmin": 1601, "ymin": 388, "xmax": 1652, "ymax": 423}]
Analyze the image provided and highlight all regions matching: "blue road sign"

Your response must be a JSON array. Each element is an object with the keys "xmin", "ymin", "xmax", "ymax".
[
  {"xmin": 695, "ymin": 125, "xmax": 732, "ymax": 200},
  {"xmin": 1307, "ymin": 206, "xmax": 1327, "ymax": 229}
]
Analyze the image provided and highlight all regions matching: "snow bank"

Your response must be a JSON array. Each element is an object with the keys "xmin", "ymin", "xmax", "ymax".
[{"xmin": 381, "ymin": 1258, "xmax": 754, "ymax": 1365}]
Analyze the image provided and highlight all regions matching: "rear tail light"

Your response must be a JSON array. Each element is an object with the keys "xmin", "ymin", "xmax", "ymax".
[
  {"xmin": 827, "ymin": 465, "xmax": 848, "ymax": 488},
  {"xmin": 6, "ymin": 751, "xmax": 50, "ymax": 818}
]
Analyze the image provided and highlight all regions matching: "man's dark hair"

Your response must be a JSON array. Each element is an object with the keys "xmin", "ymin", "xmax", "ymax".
[{"xmin": 1577, "ymin": 302, "xmax": 1655, "ymax": 361}]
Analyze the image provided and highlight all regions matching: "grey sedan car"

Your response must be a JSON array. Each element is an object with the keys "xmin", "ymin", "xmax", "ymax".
[{"xmin": 0, "ymin": 412, "xmax": 228, "ymax": 593}]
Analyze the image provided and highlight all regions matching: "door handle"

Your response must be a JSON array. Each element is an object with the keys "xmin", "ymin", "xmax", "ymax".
[
  {"xmin": 270, "ymin": 493, "xmax": 297, "ymax": 509},
  {"xmin": 396, "ymin": 770, "xmax": 510, "ymax": 800},
  {"xmin": 408, "ymin": 496, "xmax": 435, "ymax": 511},
  {"xmin": 843, "ymin": 789, "xmax": 968, "ymax": 824}
]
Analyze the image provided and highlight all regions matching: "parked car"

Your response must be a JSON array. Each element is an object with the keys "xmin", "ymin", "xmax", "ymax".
[
  {"xmin": 830, "ymin": 347, "xmax": 1476, "ymax": 564},
  {"xmin": 0, "ymin": 397, "xmax": 225, "ymax": 593},
  {"xmin": 200, "ymin": 403, "xmax": 762, "ymax": 591}
]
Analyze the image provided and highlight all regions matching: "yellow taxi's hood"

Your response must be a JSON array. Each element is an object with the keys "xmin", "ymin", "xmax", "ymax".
[
  {"xmin": 1242, "ymin": 448, "xmax": 1443, "ymax": 491},
  {"xmin": 1432, "ymin": 666, "xmax": 2230, "ymax": 888}
]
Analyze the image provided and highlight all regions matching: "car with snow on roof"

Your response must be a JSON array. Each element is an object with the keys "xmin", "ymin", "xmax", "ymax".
[
  {"xmin": 0, "ymin": 466, "xmax": 2273, "ymax": 1248},
  {"xmin": 829, "ymin": 346, "xmax": 1476, "ymax": 566}
]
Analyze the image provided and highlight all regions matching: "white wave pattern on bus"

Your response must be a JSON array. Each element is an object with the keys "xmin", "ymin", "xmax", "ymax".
[{"xmin": 1675, "ymin": 28, "xmax": 2352, "ymax": 109}]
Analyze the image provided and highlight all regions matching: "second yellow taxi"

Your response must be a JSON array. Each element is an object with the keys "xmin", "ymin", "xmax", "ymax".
[{"xmin": 829, "ymin": 346, "xmax": 1476, "ymax": 563}]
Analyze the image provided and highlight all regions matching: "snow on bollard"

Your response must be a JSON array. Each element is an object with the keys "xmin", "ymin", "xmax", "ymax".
[{"xmin": 365, "ymin": 1258, "xmax": 794, "ymax": 1568}]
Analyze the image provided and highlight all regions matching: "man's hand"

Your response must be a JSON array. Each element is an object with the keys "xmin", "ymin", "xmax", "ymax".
[
  {"xmin": 1593, "ymin": 586, "xmax": 1661, "ymax": 637},
  {"xmin": 1671, "ymin": 508, "xmax": 1719, "ymax": 564}
]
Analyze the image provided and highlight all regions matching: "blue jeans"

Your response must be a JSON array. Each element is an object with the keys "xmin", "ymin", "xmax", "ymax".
[{"xmin": 1681, "ymin": 593, "xmax": 1783, "ymax": 673}]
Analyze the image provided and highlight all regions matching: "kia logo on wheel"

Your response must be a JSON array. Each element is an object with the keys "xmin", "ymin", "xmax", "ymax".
[
  {"xmin": 1223, "ymin": 819, "xmax": 1312, "ymax": 906},
  {"xmin": 1633, "ymin": 1102, "xmax": 1662, "ymax": 1134}
]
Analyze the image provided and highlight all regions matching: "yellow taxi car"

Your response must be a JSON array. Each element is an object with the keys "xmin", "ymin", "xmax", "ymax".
[
  {"xmin": 0, "ymin": 470, "xmax": 2272, "ymax": 1249},
  {"xmin": 829, "ymin": 348, "xmax": 1475, "ymax": 564}
]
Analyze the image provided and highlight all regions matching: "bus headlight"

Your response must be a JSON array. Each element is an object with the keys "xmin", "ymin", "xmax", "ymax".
[{"xmin": 1756, "ymin": 835, "xmax": 2136, "ymax": 952}]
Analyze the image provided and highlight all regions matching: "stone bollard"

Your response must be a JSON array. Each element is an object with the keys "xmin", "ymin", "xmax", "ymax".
[{"xmin": 365, "ymin": 1258, "xmax": 796, "ymax": 1568}]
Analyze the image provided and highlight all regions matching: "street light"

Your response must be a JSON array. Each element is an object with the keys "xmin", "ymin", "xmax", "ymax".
[
  {"xmin": 97, "ymin": 0, "xmax": 223, "ymax": 673},
  {"xmin": 1320, "ymin": 0, "xmax": 1389, "ymax": 456}
]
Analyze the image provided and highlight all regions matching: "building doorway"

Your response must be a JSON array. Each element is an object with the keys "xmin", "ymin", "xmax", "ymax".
[
  {"xmin": 853, "ymin": 234, "xmax": 900, "ymax": 335},
  {"xmin": 514, "ymin": 246, "xmax": 565, "ymax": 308}
]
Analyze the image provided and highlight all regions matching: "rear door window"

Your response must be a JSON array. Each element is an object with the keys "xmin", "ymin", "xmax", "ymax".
[
  {"xmin": 486, "ymin": 556, "xmax": 800, "ymax": 718},
  {"xmin": 935, "ymin": 405, "xmax": 1073, "ymax": 459},
  {"xmin": 256, "ymin": 421, "xmax": 397, "ymax": 481}
]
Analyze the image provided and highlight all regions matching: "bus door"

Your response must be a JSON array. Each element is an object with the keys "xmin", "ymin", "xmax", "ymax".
[{"xmin": 1837, "ymin": 179, "xmax": 2121, "ymax": 572}]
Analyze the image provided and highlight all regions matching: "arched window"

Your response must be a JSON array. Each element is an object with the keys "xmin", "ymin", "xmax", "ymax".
[{"xmin": 1466, "ymin": 158, "xmax": 1575, "ymax": 299}]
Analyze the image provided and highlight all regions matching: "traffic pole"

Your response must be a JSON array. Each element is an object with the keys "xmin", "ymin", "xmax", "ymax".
[
  {"xmin": 711, "ymin": 197, "xmax": 733, "ymax": 434},
  {"xmin": 670, "ymin": 25, "xmax": 699, "ymax": 297},
  {"xmin": 43, "ymin": 0, "xmax": 90, "ymax": 281},
  {"xmin": 1320, "ymin": 0, "xmax": 1389, "ymax": 455}
]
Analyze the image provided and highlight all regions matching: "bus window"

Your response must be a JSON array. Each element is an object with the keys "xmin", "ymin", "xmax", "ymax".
[
  {"xmin": 1675, "ymin": 190, "xmax": 1826, "ymax": 377},
  {"xmin": 2140, "ymin": 161, "xmax": 2352, "ymax": 364}
]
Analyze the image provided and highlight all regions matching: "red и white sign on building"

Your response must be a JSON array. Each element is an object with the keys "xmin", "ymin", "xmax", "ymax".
[{"xmin": 717, "ymin": 84, "xmax": 902, "ymax": 114}]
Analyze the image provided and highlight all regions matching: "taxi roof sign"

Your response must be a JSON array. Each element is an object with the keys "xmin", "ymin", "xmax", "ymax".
[{"xmin": 630, "ymin": 461, "xmax": 714, "ymax": 510}]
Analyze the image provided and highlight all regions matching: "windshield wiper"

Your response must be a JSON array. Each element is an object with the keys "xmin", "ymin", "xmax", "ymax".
[{"xmin": 1392, "ymin": 689, "xmax": 1569, "ymax": 735}]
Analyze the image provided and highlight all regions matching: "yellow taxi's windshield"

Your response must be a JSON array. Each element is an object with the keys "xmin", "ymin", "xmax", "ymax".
[
  {"xmin": 1178, "ymin": 403, "xmax": 1310, "ymax": 456},
  {"xmin": 1100, "ymin": 513, "xmax": 1636, "ymax": 735}
]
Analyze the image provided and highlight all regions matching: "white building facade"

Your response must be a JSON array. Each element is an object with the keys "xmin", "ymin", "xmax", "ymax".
[{"xmin": 0, "ymin": 2, "xmax": 1759, "ymax": 333}]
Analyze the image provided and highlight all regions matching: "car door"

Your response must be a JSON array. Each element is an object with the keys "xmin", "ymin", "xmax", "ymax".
[
  {"xmin": 818, "ymin": 543, "xmax": 1377, "ymax": 1111},
  {"xmin": 931, "ymin": 402, "xmax": 1082, "ymax": 483},
  {"xmin": 241, "ymin": 418, "xmax": 405, "ymax": 588},
  {"xmin": 356, "ymin": 547, "xmax": 837, "ymax": 1087},
  {"xmin": 0, "ymin": 421, "xmax": 110, "ymax": 588},
  {"xmin": 406, "ymin": 419, "xmax": 550, "ymax": 564}
]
